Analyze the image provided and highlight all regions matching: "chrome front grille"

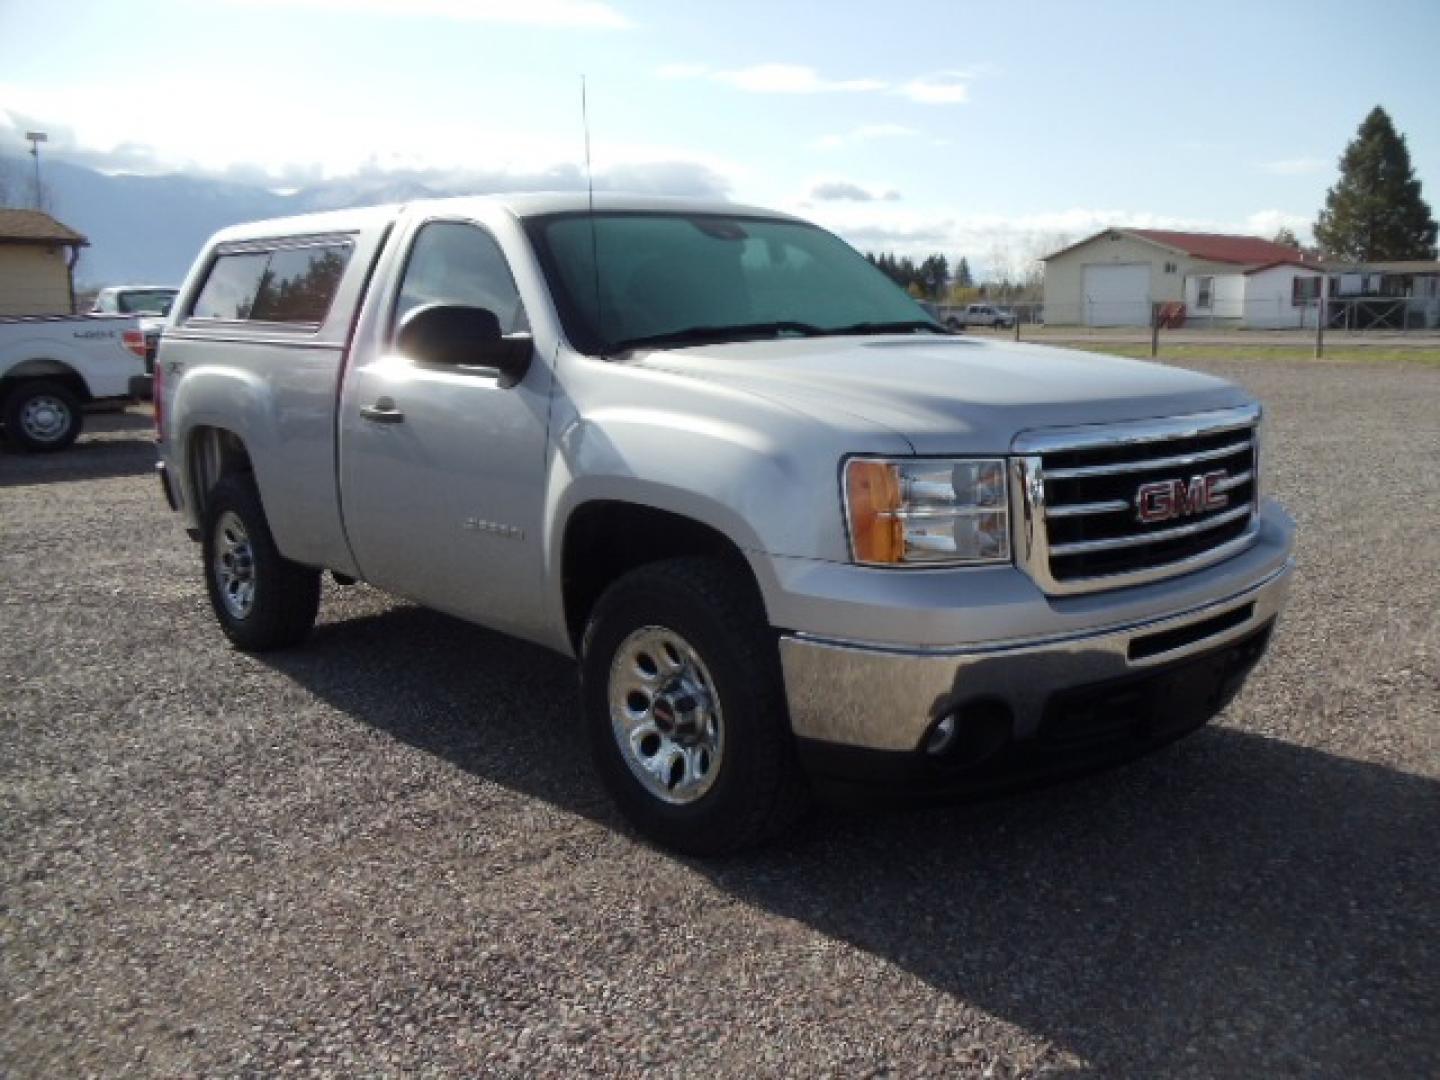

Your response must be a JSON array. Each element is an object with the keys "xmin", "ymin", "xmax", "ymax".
[{"xmin": 1011, "ymin": 404, "xmax": 1262, "ymax": 595}]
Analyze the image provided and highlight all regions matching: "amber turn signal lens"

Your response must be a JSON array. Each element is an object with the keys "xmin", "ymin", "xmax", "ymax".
[{"xmin": 845, "ymin": 459, "xmax": 904, "ymax": 563}]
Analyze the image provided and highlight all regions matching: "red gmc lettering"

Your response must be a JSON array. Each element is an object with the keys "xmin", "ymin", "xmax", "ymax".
[{"xmin": 1136, "ymin": 470, "xmax": 1229, "ymax": 523}]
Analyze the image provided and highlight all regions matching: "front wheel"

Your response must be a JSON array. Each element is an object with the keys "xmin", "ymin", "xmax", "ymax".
[
  {"xmin": 202, "ymin": 474, "xmax": 321, "ymax": 651},
  {"xmin": 581, "ymin": 558, "xmax": 808, "ymax": 855},
  {"xmin": 3, "ymin": 380, "xmax": 83, "ymax": 452}
]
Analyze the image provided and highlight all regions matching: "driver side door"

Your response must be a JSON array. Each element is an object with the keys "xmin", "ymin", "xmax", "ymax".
[{"xmin": 338, "ymin": 219, "xmax": 554, "ymax": 639}]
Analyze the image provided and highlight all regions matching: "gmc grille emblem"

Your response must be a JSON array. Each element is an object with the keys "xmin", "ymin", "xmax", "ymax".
[{"xmin": 1135, "ymin": 470, "xmax": 1229, "ymax": 523}]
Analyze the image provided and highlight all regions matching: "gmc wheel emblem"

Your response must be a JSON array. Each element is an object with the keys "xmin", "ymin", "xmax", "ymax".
[{"xmin": 1136, "ymin": 470, "xmax": 1229, "ymax": 523}]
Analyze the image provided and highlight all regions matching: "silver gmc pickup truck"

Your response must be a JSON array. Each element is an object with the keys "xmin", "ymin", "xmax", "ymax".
[{"xmin": 156, "ymin": 194, "xmax": 1294, "ymax": 853}]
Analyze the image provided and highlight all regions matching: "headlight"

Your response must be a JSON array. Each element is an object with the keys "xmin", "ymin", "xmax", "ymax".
[{"xmin": 844, "ymin": 457, "xmax": 1011, "ymax": 566}]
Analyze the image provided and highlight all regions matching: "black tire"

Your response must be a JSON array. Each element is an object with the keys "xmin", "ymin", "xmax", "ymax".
[
  {"xmin": 581, "ymin": 557, "xmax": 808, "ymax": 855},
  {"xmin": 202, "ymin": 474, "xmax": 321, "ymax": 652},
  {"xmin": 946, "ymin": 317, "xmax": 964, "ymax": 332},
  {"xmin": 2, "ymin": 380, "xmax": 83, "ymax": 452}
]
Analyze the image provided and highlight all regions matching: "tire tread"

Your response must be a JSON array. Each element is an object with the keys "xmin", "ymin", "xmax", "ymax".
[
  {"xmin": 203, "ymin": 474, "xmax": 320, "ymax": 652},
  {"xmin": 2, "ymin": 379, "xmax": 83, "ymax": 453}
]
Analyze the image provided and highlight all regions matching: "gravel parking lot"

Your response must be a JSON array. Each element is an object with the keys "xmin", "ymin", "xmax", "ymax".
[{"xmin": 2, "ymin": 358, "xmax": 1437, "ymax": 1077}]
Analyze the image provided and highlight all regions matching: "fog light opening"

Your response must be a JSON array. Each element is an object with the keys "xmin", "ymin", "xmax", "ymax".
[
  {"xmin": 925, "ymin": 713, "xmax": 959, "ymax": 756},
  {"xmin": 924, "ymin": 700, "xmax": 1014, "ymax": 770}
]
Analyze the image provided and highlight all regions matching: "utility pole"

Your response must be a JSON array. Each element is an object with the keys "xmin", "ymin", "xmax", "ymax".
[{"xmin": 25, "ymin": 131, "xmax": 48, "ymax": 211}]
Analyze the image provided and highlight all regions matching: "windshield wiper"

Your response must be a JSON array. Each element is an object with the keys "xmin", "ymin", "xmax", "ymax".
[
  {"xmin": 823, "ymin": 320, "xmax": 947, "ymax": 337},
  {"xmin": 607, "ymin": 321, "xmax": 826, "ymax": 353}
]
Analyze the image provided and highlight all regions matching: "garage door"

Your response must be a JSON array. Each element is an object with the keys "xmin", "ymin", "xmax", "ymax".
[{"xmin": 1082, "ymin": 263, "xmax": 1151, "ymax": 326}]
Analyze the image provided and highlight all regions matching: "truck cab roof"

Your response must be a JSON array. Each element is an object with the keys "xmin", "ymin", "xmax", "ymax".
[{"xmin": 204, "ymin": 193, "xmax": 801, "ymax": 247}]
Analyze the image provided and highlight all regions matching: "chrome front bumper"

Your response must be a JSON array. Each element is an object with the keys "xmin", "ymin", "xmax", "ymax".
[{"xmin": 780, "ymin": 558, "xmax": 1293, "ymax": 753}]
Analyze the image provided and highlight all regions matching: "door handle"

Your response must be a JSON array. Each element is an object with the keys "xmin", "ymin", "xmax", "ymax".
[{"xmin": 360, "ymin": 398, "xmax": 405, "ymax": 424}]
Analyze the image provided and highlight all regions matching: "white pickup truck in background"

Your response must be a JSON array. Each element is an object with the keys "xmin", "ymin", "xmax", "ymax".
[
  {"xmin": 92, "ymin": 286, "xmax": 179, "ymax": 375},
  {"xmin": 943, "ymin": 303, "xmax": 1017, "ymax": 331},
  {"xmin": 0, "ymin": 313, "xmax": 148, "ymax": 451}
]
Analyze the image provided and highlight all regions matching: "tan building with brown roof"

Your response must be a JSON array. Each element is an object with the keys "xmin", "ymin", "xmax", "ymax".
[{"xmin": 0, "ymin": 209, "xmax": 89, "ymax": 316}]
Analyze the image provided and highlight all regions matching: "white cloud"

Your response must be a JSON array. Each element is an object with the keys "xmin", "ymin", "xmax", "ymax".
[
  {"xmin": 0, "ymin": 87, "xmax": 743, "ymax": 194},
  {"xmin": 659, "ymin": 63, "xmax": 972, "ymax": 101},
  {"xmin": 713, "ymin": 64, "xmax": 886, "ymax": 94},
  {"xmin": 1243, "ymin": 209, "xmax": 1312, "ymax": 238},
  {"xmin": 813, "ymin": 124, "xmax": 921, "ymax": 150},
  {"xmin": 896, "ymin": 72, "xmax": 972, "ymax": 105},
  {"xmin": 1258, "ymin": 157, "xmax": 1328, "ymax": 176},
  {"xmin": 235, "ymin": 0, "xmax": 631, "ymax": 27},
  {"xmin": 807, "ymin": 180, "xmax": 901, "ymax": 203}
]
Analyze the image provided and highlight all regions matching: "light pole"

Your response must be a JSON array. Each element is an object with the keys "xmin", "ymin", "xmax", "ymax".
[{"xmin": 25, "ymin": 131, "xmax": 48, "ymax": 211}]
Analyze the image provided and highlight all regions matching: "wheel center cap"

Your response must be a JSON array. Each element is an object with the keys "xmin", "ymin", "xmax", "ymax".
[{"xmin": 654, "ymin": 678, "xmax": 707, "ymax": 743}]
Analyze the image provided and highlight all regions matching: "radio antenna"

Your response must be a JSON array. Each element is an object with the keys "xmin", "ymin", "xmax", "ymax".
[{"xmin": 581, "ymin": 75, "xmax": 604, "ymax": 352}]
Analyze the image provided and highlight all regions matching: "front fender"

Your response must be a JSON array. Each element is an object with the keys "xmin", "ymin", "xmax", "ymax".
[{"xmin": 539, "ymin": 407, "xmax": 828, "ymax": 650}]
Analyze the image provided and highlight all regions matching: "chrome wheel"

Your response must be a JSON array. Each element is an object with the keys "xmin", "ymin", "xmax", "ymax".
[
  {"xmin": 19, "ymin": 394, "xmax": 72, "ymax": 444},
  {"xmin": 608, "ymin": 625, "xmax": 724, "ymax": 805},
  {"xmin": 213, "ymin": 511, "xmax": 256, "ymax": 619}
]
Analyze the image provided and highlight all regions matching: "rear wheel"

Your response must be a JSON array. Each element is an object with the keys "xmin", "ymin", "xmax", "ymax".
[
  {"xmin": 202, "ymin": 474, "xmax": 320, "ymax": 651},
  {"xmin": 3, "ymin": 380, "xmax": 83, "ymax": 452},
  {"xmin": 581, "ymin": 557, "xmax": 807, "ymax": 855}
]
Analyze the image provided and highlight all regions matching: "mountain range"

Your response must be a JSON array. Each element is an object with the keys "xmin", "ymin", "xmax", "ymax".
[
  {"xmin": 0, "ymin": 155, "xmax": 458, "ymax": 287},
  {"xmin": 2, "ymin": 153, "xmax": 734, "ymax": 289}
]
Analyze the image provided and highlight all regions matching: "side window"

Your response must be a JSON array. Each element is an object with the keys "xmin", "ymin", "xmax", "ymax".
[
  {"xmin": 251, "ymin": 245, "xmax": 351, "ymax": 323},
  {"xmin": 191, "ymin": 253, "xmax": 269, "ymax": 320},
  {"xmin": 190, "ymin": 244, "xmax": 351, "ymax": 324},
  {"xmin": 395, "ymin": 221, "xmax": 528, "ymax": 335}
]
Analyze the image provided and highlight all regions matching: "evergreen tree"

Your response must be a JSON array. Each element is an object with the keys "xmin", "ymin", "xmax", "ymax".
[
  {"xmin": 1314, "ymin": 106, "xmax": 1437, "ymax": 261},
  {"xmin": 955, "ymin": 257, "xmax": 974, "ymax": 289},
  {"xmin": 897, "ymin": 255, "xmax": 918, "ymax": 289},
  {"xmin": 868, "ymin": 250, "xmax": 967, "ymax": 294},
  {"xmin": 918, "ymin": 254, "xmax": 950, "ymax": 298},
  {"xmin": 1272, "ymin": 227, "xmax": 1300, "ymax": 249}
]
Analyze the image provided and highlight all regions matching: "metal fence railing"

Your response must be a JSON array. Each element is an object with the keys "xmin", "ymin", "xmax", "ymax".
[
  {"xmin": 1034, "ymin": 295, "xmax": 1440, "ymax": 332},
  {"xmin": 947, "ymin": 297, "xmax": 1440, "ymax": 359}
]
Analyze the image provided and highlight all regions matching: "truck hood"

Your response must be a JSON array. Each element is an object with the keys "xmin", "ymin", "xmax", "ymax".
[{"xmin": 631, "ymin": 335, "xmax": 1251, "ymax": 453}]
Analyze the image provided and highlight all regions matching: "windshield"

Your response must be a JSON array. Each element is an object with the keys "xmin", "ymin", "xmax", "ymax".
[
  {"xmin": 117, "ymin": 289, "xmax": 177, "ymax": 315},
  {"xmin": 526, "ymin": 212, "xmax": 940, "ymax": 355}
]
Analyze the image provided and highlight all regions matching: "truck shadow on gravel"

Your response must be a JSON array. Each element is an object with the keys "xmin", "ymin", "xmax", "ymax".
[
  {"xmin": 0, "ymin": 411, "xmax": 156, "ymax": 487},
  {"xmin": 270, "ymin": 601, "xmax": 1437, "ymax": 1077}
]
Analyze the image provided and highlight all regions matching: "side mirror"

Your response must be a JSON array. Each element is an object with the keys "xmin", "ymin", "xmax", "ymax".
[{"xmin": 396, "ymin": 303, "xmax": 533, "ymax": 388}]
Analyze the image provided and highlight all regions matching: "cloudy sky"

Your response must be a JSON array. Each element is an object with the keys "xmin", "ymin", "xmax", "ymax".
[{"xmin": 2, "ymin": 0, "xmax": 1437, "ymax": 274}]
